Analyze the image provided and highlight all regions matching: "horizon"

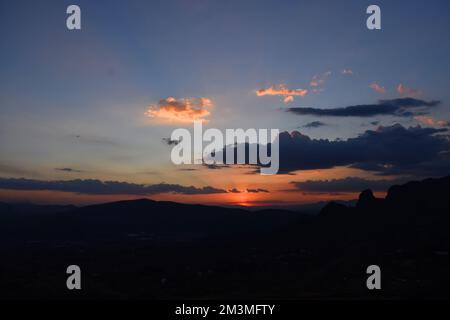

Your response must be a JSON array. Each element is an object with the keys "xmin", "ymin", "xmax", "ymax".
[{"xmin": 0, "ymin": 193, "xmax": 362, "ymax": 208}]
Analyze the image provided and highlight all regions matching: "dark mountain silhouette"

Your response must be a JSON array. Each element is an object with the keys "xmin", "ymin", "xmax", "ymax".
[
  {"xmin": 0, "ymin": 199, "xmax": 302, "ymax": 243},
  {"xmin": 1, "ymin": 175, "xmax": 450, "ymax": 299},
  {"xmin": 0, "ymin": 202, "xmax": 12, "ymax": 213}
]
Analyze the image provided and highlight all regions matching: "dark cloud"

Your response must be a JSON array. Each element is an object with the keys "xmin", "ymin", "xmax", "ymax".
[
  {"xmin": 351, "ymin": 155, "xmax": 450, "ymax": 177},
  {"xmin": 302, "ymin": 121, "xmax": 326, "ymax": 128},
  {"xmin": 55, "ymin": 168, "xmax": 83, "ymax": 173},
  {"xmin": 162, "ymin": 137, "xmax": 181, "ymax": 146},
  {"xmin": 0, "ymin": 178, "xmax": 227, "ymax": 195},
  {"xmin": 273, "ymin": 124, "xmax": 449, "ymax": 174},
  {"xmin": 287, "ymin": 98, "xmax": 440, "ymax": 117},
  {"xmin": 246, "ymin": 188, "xmax": 269, "ymax": 193},
  {"xmin": 215, "ymin": 124, "xmax": 449, "ymax": 176},
  {"xmin": 291, "ymin": 177, "xmax": 406, "ymax": 193},
  {"xmin": 202, "ymin": 163, "xmax": 230, "ymax": 170},
  {"xmin": 141, "ymin": 171, "xmax": 159, "ymax": 175},
  {"xmin": 228, "ymin": 188, "xmax": 241, "ymax": 193}
]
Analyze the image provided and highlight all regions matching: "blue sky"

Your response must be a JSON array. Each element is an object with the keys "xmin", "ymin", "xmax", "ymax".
[{"xmin": 1, "ymin": 0, "xmax": 450, "ymax": 205}]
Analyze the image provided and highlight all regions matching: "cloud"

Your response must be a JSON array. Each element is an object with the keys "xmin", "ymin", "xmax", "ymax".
[
  {"xmin": 274, "ymin": 124, "xmax": 449, "ymax": 174},
  {"xmin": 162, "ymin": 137, "xmax": 181, "ymax": 146},
  {"xmin": 310, "ymin": 71, "xmax": 331, "ymax": 88},
  {"xmin": 287, "ymin": 98, "xmax": 440, "ymax": 117},
  {"xmin": 350, "ymin": 156, "xmax": 450, "ymax": 177},
  {"xmin": 302, "ymin": 121, "xmax": 326, "ymax": 128},
  {"xmin": 414, "ymin": 115, "xmax": 450, "ymax": 127},
  {"xmin": 341, "ymin": 69, "xmax": 353, "ymax": 75},
  {"xmin": 291, "ymin": 177, "xmax": 405, "ymax": 193},
  {"xmin": 145, "ymin": 97, "xmax": 213, "ymax": 123},
  {"xmin": 218, "ymin": 124, "xmax": 449, "ymax": 176},
  {"xmin": 369, "ymin": 82, "xmax": 385, "ymax": 94},
  {"xmin": 55, "ymin": 168, "xmax": 83, "ymax": 173},
  {"xmin": 0, "ymin": 178, "xmax": 227, "ymax": 195},
  {"xmin": 256, "ymin": 84, "xmax": 308, "ymax": 104},
  {"xmin": 228, "ymin": 188, "xmax": 241, "ymax": 193},
  {"xmin": 202, "ymin": 163, "xmax": 230, "ymax": 170},
  {"xmin": 397, "ymin": 83, "xmax": 420, "ymax": 97},
  {"xmin": 283, "ymin": 96, "xmax": 294, "ymax": 104},
  {"xmin": 246, "ymin": 188, "xmax": 269, "ymax": 193}
]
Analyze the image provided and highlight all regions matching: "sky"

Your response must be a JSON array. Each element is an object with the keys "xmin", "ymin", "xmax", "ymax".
[{"xmin": 1, "ymin": 0, "xmax": 450, "ymax": 206}]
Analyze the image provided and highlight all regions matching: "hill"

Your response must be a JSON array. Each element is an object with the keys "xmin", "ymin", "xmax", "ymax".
[{"xmin": 1, "ymin": 175, "xmax": 450, "ymax": 299}]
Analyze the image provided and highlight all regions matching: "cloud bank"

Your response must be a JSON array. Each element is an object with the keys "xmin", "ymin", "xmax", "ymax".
[
  {"xmin": 291, "ymin": 177, "xmax": 405, "ymax": 193},
  {"xmin": 0, "ymin": 178, "xmax": 227, "ymax": 195},
  {"xmin": 216, "ymin": 124, "xmax": 449, "ymax": 176},
  {"xmin": 275, "ymin": 124, "xmax": 449, "ymax": 174},
  {"xmin": 287, "ymin": 98, "xmax": 440, "ymax": 117},
  {"xmin": 55, "ymin": 168, "xmax": 83, "ymax": 173}
]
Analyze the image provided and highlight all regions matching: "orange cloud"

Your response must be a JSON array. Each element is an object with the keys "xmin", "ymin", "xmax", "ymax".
[
  {"xmin": 283, "ymin": 96, "xmax": 294, "ymax": 104},
  {"xmin": 256, "ymin": 84, "xmax": 307, "ymax": 104},
  {"xmin": 310, "ymin": 71, "xmax": 331, "ymax": 88},
  {"xmin": 145, "ymin": 97, "xmax": 213, "ymax": 123},
  {"xmin": 414, "ymin": 115, "xmax": 449, "ymax": 127},
  {"xmin": 397, "ymin": 83, "xmax": 420, "ymax": 97},
  {"xmin": 369, "ymin": 82, "xmax": 385, "ymax": 94}
]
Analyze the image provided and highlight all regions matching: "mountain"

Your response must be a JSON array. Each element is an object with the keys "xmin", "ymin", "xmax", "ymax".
[
  {"xmin": 0, "ymin": 201, "xmax": 12, "ymax": 213},
  {"xmin": 1, "ymin": 175, "xmax": 450, "ymax": 299},
  {"xmin": 319, "ymin": 175, "xmax": 450, "ymax": 220},
  {"xmin": 0, "ymin": 198, "xmax": 304, "ymax": 243}
]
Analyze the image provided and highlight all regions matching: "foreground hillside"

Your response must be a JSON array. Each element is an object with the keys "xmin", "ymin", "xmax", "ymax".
[{"xmin": 1, "ymin": 176, "xmax": 449, "ymax": 299}]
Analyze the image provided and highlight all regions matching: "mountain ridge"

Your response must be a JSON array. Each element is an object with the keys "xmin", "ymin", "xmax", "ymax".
[{"xmin": 1, "ymin": 174, "xmax": 450, "ymax": 299}]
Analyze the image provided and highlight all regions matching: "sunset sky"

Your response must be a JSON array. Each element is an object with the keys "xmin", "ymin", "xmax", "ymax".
[{"xmin": 1, "ymin": 0, "xmax": 450, "ymax": 206}]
